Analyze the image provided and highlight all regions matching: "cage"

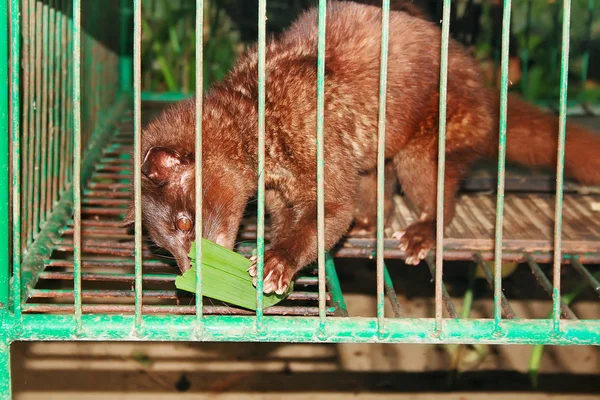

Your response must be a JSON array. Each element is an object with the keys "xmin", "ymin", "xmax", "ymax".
[{"xmin": 1, "ymin": 0, "xmax": 600, "ymax": 397}]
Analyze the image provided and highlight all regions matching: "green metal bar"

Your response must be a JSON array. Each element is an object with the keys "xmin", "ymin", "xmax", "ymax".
[
  {"xmin": 376, "ymin": 0, "xmax": 391, "ymax": 332},
  {"xmin": 526, "ymin": 255, "xmax": 576, "ymax": 320},
  {"xmin": 66, "ymin": 0, "xmax": 73, "ymax": 185},
  {"xmin": 553, "ymin": 0, "xmax": 572, "ymax": 333},
  {"xmin": 133, "ymin": 0, "xmax": 143, "ymax": 329},
  {"xmin": 25, "ymin": 0, "xmax": 35, "ymax": 247},
  {"xmin": 0, "ymin": 0, "xmax": 9, "ymax": 309},
  {"xmin": 40, "ymin": 0, "xmax": 49, "ymax": 223},
  {"xmin": 580, "ymin": 0, "xmax": 595, "ymax": 101},
  {"xmin": 256, "ymin": 0, "xmax": 266, "ymax": 324},
  {"xmin": 435, "ymin": 0, "xmax": 451, "ymax": 333},
  {"xmin": 19, "ymin": 97, "xmax": 130, "ymax": 304},
  {"xmin": 571, "ymin": 256, "xmax": 600, "ymax": 297},
  {"xmin": 426, "ymin": 255, "xmax": 458, "ymax": 319},
  {"xmin": 72, "ymin": 0, "xmax": 82, "ymax": 327},
  {"xmin": 48, "ymin": 0, "xmax": 58, "ymax": 212},
  {"xmin": 1, "ymin": 313, "xmax": 599, "ymax": 345},
  {"xmin": 474, "ymin": 252, "xmax": 517, "ymax": 319},
  {"xmin": 0, "ymin": 341, "xmax": 11, "ymax": 399},
  {"xmin": 20, "ymin": 0, "xmax": 29, "ymax": 252},
  {"xmin": 32, "ymin": 0, "xmax": 42, "ymax": 242},
  {"xmin": 59, "ymin": 0, "xmax": 68, "ymax": 194},
  {"xmin": 10, "ymin": 0, "xmax": 20, "ymax": 316},
  {"xmin": 140, "ymin": 91, "xmax": 191, "ymax": 102},
  {"xmin": 494, "ymin": 0, "xmax": 512, "ymax": 329},
  {"xmin": 324, "ymin": 253, "xmax": 348, "ymax": 317},
  {"xmin": 383, "ymin": 263, "xmax": 403, "ymax": 318},
  {"xmin": 195, "ymin": 0, "xmax": 204, "ymax": 322},
  {"xmin": 316, "ymin": 0, "xmax": 326, "ymax": 328}
]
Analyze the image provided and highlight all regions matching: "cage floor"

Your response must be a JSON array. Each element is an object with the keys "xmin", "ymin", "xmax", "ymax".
[
  {"xmin": 22, "ymin": 107, "xmax": 600, "ymax": 316},
  {"xmin": 23, "ymin": 112, "xmax": 344, "ymax": 316}
]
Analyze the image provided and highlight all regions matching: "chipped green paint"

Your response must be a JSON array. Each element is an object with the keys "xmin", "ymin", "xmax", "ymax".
[
  {"xmin": 133, "ymin": 0, "xmax": 143, "ymax": 330},
  {"xmin": 376, "ymin": 0, "xmax": 391, "ymax": 333},
  {"xmin": 495, "ymin": 0, "xmax": 512, "ymax": 328},
  {"xmin": 553, "ymin": 0, "xmax": 572, "ymax": 333},
  {"xmin": 0, "ymin": 313, "xmax": 597, "ymax": 345},
  {"xmin": 9, "ymin": 0, "xmax": 21, "ymax": 318},
  {"xmin": 2, "ymin": 1, "xmax": 600, "ymax": 398},
  {"xmin": 0, "ymin": 0, "xmax": 10, "ymax": 309},
  {"xmin": 0, "ymin": 341, "xmax": 11, "ymax": 399},
  {"xmin": 256, "ymin": 0, "xmax": 267, "ymax": 324},
  {"xmin": 435, "ymin": 0, "xmax": 451, "ymax": 334},
  {"xmin": 325, "ymin": 254, "xmax": 348, "ymax": 317},
  {"xmin": 195, "ymin": 0, "xmax": 205, "ymax": 323},
  {"xmin": 316, "ymin": 0, "xmax": 327, "ymax": 329}
]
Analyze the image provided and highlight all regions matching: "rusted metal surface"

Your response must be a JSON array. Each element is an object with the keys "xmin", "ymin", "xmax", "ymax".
[
  {"xmin": 425, "ymin": 255, "xmax": 458, "ymax": 319},
  {"xmin": 23, "ymin": 110, "xmax": 341, "ymax": 317},
  {"xmin": 474, "ymin": 252, "xmax": 517, "ymax": 319},
  {"xmin": 233, "ymin": 190, "xmax": 600, "ymax": 260},
  {"xmin": 526, "ymin": 255, "xmax": 577, "ymax": 320},
  {"xmin": 571, "ymin": 257, "xmax": 600, "ymax": 297},
  {"xmin": 23, "ymin": 304, "xmax": 333, "ymax": 316},
  {"xmin": 23, "ymin": 102, "xmax": 600, "ymax": 320}
]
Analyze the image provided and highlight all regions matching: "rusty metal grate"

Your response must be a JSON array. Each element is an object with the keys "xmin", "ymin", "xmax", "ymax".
[
  {"xmin": 235, "ymin": 191, "xmax": 600, "ymax": 263},
  {"xmin": 21, "ymin": 105, "xmax": 600, "ymax": 318},
  {"xmin": 22, "ymin": 109, "xmax": 344, "ymax": 317}
]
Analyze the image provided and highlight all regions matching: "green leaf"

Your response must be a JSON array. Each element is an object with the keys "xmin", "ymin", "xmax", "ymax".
[{"xmin": 175, "ymin": 239, "xmax": 294, "ymax": 310}]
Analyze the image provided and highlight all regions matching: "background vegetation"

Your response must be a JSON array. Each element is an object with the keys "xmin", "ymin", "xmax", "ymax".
[{"xmin": 140, "ymin": 0, "xmax": 600, "ymax": 104}]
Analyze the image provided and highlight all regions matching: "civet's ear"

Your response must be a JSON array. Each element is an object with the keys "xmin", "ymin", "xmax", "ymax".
[{"xmin": 141, "ymin": 146, "xmax": 186, "ymax": 185}]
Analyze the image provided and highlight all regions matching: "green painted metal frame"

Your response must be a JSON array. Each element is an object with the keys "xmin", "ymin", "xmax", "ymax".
[
  {"xmin": 0, "ymin": 0, "xmax": 10, "ymax": 312},
  {"xmin": 0, "ymin": 313, "xmax": 598, "ymax": 344},
  {"xmin": 1, "ymin": 0, "xmax": 600, "ymax": 397}
]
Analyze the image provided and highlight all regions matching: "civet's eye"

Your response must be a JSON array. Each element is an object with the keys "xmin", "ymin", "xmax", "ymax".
[{"xmin": 176, "ymin": 217, "xmax": 193, "ymax": 231}]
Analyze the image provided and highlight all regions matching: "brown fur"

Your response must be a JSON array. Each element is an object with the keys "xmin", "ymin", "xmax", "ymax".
[
  {"xmin": 124, "ymin": 1, "xmax": 600, "ymax": 294},
  {"xmin": 488, "ymin": 92, "xmax": 600, "ymax": 186},
  {"xmin": 355, "ymin": 0, "xmax": 428, "ymax": 19}
]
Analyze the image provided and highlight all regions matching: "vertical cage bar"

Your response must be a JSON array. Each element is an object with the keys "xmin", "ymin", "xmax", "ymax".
[
  {"xmin": 72, "ymin": 0, "xmax": 82, "ymax": 325},
  {"xmin": 1, "ymin": 0, "xmax": 16, "ymax": 309},
  {"xmin": 66, "ymin": 0, "xmax": 73, "ymax": 185},
  {"xmin": 256, "ymin": 0, "xmax": 267, "ymax": 323},
  {"xmin": 20, "ymin": 0, "xmax": 29, "ymax": 252},
  {"xmin": 32, "ymin": 0, "xmax": 42, "ymax": 241},
  {"xmin": 48, "ymin": 0, "xmax": 58, "ymax": 212},
  {"xmin": 68, "ymin": 0, "xmax": 74, "ymax": 184},
  {"xmin": 435, "ymin": 0, "xmax": 451, "ymax": 333},
  {"xmin": 40, "ymin": 0, "xmax": 49, "ymax": 223},
  {"xmin": 376, "ymin": 0, "xmax": 391, "ymax": 331},
  {"xmin": 133, "ymin": 0, "xmax": 143, "ymax": 328},
  {"xmin": 553, "ymin": 0, "xmax": 572, "ymax": 332},
  {"xmin": 316, "ymin": 0, "xmax": 327, "ymax": 326},
  {"xmin": 0, "ymin": 0, "xmax": 6, "ymax": 307},
  {"xmin": 580, "ymin": 0, "xmax": 595, "ymax": 100},
  {"xmin": 494, "ymin": 0, "xmax": 512, "ymax": 328},
  {"xmin": 25, "ymin": 0, "xmax": 35, "ymax": 247},
  {"xmin": 194, "ymin": 0, "xmax": 204, "ymax": 321},
  {"xmin": 59, "ymin": 0, "xmax": 68, "ymax": 193}
]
